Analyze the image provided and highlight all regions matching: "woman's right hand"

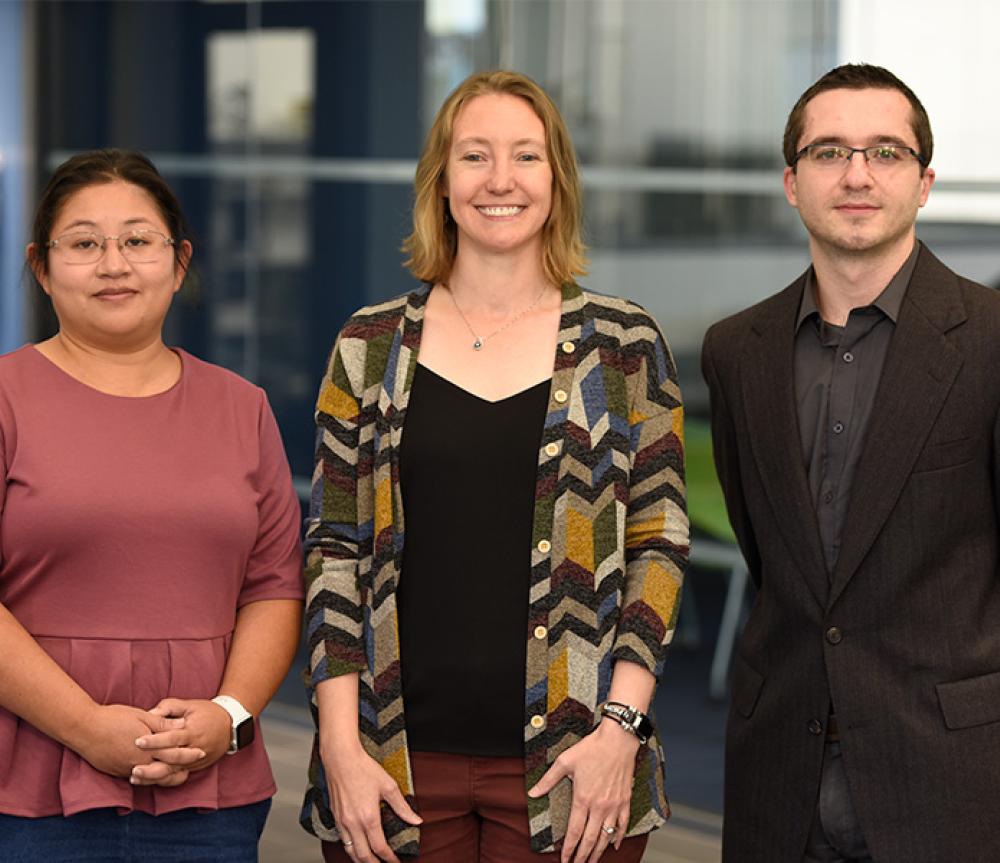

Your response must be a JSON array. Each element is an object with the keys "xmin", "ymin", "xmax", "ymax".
[
  {"xmin": 73, "ymin": 703, "xmax": 201, "ymax": 780},
  {"xmin": 320, "ymin": 739, "xmax": 422, "ymax": 863}
]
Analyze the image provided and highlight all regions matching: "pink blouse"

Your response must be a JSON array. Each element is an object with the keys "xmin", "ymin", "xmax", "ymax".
[{"xmin": 0, "ymin": 346, "xmax": 304, "ymax": 816}]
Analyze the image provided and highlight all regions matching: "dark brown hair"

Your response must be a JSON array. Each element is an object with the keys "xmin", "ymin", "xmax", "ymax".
[
  {"xmin": 27, "ymin": 149, "xmax": 192, "ymax": 281},
  {"xmin": 783, "ymin": 64, "xmax": 933, "ymax": 172}
]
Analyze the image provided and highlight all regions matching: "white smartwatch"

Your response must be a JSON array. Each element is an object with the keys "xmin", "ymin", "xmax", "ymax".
[{"xmin": 211, "ymin": 695, "xmax": 255, "ymax": 754}]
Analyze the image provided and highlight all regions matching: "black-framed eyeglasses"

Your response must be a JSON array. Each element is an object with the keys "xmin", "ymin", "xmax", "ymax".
[
  {"xmin": 46, "ymin": 229, "xmax": 176, "ymax": 265},
  {"xmin": 793, "ymin": 144, "xmax": 928, "ymax": 170}
]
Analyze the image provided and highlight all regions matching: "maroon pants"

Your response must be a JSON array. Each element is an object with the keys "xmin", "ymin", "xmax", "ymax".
[{"xmin": 322, "ymin": 752, "xmax": 648, "ymax": 862}]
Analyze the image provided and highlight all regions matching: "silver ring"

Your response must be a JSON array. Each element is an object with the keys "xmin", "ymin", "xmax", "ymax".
[
  {"xmin": 603, "ymin": 825, "xmax": 616, "ymax": 836},
  {"xmin": 342, "ymin": 838, "xmax": 354, "ymax": 847}
]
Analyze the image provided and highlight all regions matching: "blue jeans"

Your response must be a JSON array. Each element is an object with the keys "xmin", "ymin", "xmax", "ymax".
[{"xmin": 0, "ymin": 799, "xmax": 271, "ymax": 862}]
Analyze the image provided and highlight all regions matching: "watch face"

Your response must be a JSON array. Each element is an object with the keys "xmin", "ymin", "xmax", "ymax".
[
  {"xmin": 235, "ymin": 717, "xmax": 255, "ymax": 751},
  {"xmin": 636, "ymin": 714, "xmax": 654, "ymax": 742}
]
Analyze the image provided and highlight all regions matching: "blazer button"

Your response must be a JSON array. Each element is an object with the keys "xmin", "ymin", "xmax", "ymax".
[
  {"xmin": 826, "ymin": 626, "xmax": 843, "ymax": 645},
  {"xmin": 808, "ymin": 718, "xmax": 823, "ymax": 736}
]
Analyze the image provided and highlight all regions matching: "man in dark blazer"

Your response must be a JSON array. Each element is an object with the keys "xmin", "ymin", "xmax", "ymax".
[{"xmin": 702, "ymin": 63, "xmax": 1000, "ymax": 863}]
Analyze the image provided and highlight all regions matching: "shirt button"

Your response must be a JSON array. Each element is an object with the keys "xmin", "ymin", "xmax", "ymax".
[
  {"xmin": 530, "ymin": 714, "xmax": 546, "ymax": 729},
  {"xmin": 544, "ymin": 442, "xmax": 560, "ymax": 457},
  {"xmin": 534, "ymin": 625, "xmax": 548, "ymax": 640},
  {"xmin": 561, "ymin": 341, "xmax": 576, "ymax": 354},
  {"xmin": 833, "ymin": 421, "xmax": 844, "ymax": 434},
  {"xmin": 843, "ymin": 351, "xmax": 854, "ymax": 363},
  {"xmin": 553, "ymin": 389, "xmax": 568, "ymax": 404},
  {"xmin": 826, "ymin": 626, "xmax": 843, "ymax": 645},
  {"xmin": 808, "ymin": 718, "xmax": 824, "ymax": 736},
  {"xmin": 537, "ymin": 539, "xmax": 551, "ymax": 554}
]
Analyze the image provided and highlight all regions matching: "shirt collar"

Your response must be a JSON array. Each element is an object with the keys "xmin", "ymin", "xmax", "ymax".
[{"xmin": 795, "ymin": 241, "xmax": 921, "ymax": 332}]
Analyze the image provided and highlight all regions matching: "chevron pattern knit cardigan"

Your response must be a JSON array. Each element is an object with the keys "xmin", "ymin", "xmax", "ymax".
[{"xmin": 300, "ymin": 282, "xmax": 689, "ymax": 853}]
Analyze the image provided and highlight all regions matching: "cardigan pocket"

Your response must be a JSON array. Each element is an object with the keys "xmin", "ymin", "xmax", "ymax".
[{"xmin": 936, "ymin": 669, "xmax": 1000, "ymax": 730}]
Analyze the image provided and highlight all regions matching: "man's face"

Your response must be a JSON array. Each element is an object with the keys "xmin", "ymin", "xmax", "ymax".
[{"xmin": 783, "ymin": 87, "xmax": 935, "ymax": 259}]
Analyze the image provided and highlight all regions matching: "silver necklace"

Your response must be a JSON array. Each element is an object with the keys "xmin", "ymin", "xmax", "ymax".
[{"xmin": 446, "ymin": 285, "xmax": 547, "ymax": 351}]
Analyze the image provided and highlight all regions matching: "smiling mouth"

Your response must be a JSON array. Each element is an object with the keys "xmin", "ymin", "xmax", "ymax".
[
  {"xmin": 477, "ymin": 206, "xmax": 525, "ymax": 217},
  {"xmin": 94, "ymin": 288, "xmax": 138, "ymax": 298}
]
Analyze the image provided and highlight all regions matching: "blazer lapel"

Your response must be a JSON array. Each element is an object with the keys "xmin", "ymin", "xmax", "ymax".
[
  {"xmin": 828, "ymin": 248, "xmax": 966, "ymax": 605},
  {"xmin": 741, "ymin": 276, "xmax": 829, "ymax": 608}
]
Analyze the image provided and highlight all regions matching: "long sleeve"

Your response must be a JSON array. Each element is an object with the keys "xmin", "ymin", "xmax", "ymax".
[
  {"xmin": 304, "ymin": 333, "xmax": 369, "ymax": 687},
  {"xmin": 701, "ymin": 325, "xmax": 761, "ymax": 588},
  {"xmin": 612, "ymin": 316, "xmax": 689, "ymax": 678}
]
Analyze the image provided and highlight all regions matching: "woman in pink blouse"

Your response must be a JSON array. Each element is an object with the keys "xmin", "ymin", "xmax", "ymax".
[{"xmin": 0, "ymin": 149, "xmax": 304, "ymax": 861}]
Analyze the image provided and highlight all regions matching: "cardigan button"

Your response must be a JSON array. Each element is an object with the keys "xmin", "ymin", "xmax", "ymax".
[
  {"xmin": 553, "ymin": 389, "xmax": 568, "ymax": 404},
  {"xmin": 537, "ymin": 539, "xmax": 551, "ymax": 554},
  {"xmin": 544, "ymin": 443, "xmax": 560, "ymax": 457},
  {"xmin": 530, "ymin": 714, "xmax": 546, "ymax": 729},
  {"xmin": 534, "ymin": 625, "xmax": 548, "ymax": 640},
  {"xmin": 561, "ymin": 341, "xmax": 576, "ymax": 354}
]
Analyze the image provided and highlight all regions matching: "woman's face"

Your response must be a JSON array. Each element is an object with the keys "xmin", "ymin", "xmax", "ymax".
[
  {"xmin": 33, "ymin": 180, "xmax": 189, "ymax": 350},
  {"xmin": 443, "ymin": 93, "xmax": 553, "ymax": 262}
]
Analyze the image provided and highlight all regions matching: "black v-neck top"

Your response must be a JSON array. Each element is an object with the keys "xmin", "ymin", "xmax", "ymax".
[{"xmin": 397, "ymin": 363, "xmax": 549, "ymax": 756}]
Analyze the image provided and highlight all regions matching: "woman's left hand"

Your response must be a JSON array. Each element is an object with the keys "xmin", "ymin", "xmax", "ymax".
[
  {"xmin": 129, "ymin": 698, "xmax": 233, "ymax": 786},
  {"xmin": 528, "ymin": 719, "xmax": 641, "ymax": 863}
]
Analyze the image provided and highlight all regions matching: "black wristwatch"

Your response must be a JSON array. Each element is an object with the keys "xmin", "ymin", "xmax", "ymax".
[
  {"xmin": 599, "ymin": 701, "xmax": 654, "ymax": 744},
  {"xmin": 211, "ymin": 695, "xmax": 255, "ymax": 754}
]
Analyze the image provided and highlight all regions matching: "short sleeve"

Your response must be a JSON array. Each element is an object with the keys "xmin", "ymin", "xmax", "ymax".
[
  {"xmin": 236, "ymin": 393, "xmax": 305, "ymax": 606},
  {"xmin": 0, "ymin": 384, "xmax": 12, "ymax": 574}
]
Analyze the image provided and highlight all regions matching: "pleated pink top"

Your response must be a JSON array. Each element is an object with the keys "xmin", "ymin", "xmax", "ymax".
[{"xmin": 0, "ymin": 345, "xmax": 304, "ymax": 816}]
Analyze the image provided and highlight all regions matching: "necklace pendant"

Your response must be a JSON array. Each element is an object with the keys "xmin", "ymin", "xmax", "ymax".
[{"xmin": 473, "ymin": 339, "xmax": 483, "ymax": 351}]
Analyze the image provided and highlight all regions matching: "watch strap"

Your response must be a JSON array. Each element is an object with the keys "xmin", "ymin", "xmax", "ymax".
[
  {"xmin": 211, "ymin": 695, "xmax": 254, "ymax": 754},
  {"xmin": 598, "ymin": 701, "xmax": 654, "ymax": 744}
]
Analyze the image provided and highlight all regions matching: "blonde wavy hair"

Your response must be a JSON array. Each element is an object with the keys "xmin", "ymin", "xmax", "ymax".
[{"xmin": 402, "ymin": 70, "xmax": 587, "ymax": 287}]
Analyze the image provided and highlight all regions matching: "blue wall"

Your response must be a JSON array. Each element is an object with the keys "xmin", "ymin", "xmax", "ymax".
[{"xmin": 0, "ymin": 0, "xmax": 26, "ymax": 353}]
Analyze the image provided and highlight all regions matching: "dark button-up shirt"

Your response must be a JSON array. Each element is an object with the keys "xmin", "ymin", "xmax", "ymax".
[{"xmin": 794, "ymin": 243, "xmax": 919, "ymax": 574}]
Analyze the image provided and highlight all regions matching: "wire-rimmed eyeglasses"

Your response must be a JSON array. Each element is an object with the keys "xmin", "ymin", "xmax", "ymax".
[
  {"xmin": 46, "ymin": 229, "xmax": 176, "ymax": 264},
  {"xmin": 793, "ymin": 144, "xmax": 928, "ymax": 170}
]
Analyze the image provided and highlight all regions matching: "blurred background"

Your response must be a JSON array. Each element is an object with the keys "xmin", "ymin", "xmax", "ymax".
[{"xmin": 2, "ymin": 1, "xmax": 998, "ymax": 859}]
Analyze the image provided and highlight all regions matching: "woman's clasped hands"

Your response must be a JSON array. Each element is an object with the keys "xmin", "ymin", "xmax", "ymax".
[{"xmin": 125, "ymin": 697, "xmax": 234, "ymax": 787}]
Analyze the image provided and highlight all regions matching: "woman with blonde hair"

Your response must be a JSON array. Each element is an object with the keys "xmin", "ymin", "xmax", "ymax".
[{"xmin": 301, "ymin": 70, "xmax": 688, "ymax": 863}]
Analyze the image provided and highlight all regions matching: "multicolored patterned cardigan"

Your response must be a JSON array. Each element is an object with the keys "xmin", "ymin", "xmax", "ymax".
[{"xmin": 300, "ymin": 282, "xmax": 688, "ymax": 853}]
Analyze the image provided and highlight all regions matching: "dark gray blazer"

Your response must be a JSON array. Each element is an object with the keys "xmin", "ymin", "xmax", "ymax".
[{"xmin": 702, "ymin": 245, "xmax": 1000, "ymax": 863}]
